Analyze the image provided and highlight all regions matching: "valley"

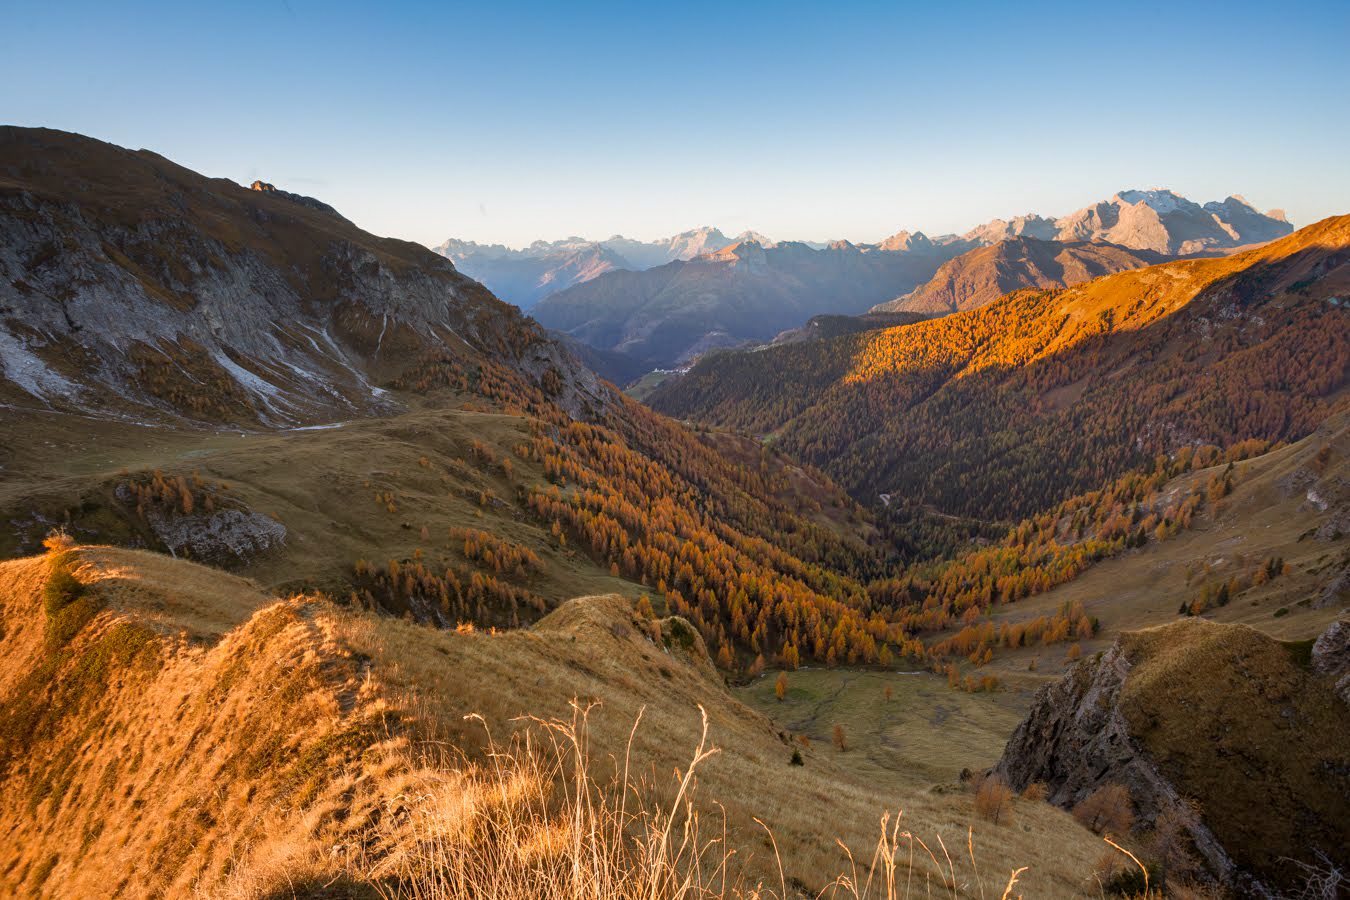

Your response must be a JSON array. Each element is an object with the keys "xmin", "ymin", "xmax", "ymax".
[{"xmin": 0, "ymin": 120, "xmax": 1345, "ymax": 900}]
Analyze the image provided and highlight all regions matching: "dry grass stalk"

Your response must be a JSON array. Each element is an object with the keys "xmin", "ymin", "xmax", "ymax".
[{"xmin": 372, "ymin": 703, "xmax": 1030, "ymax": 899}]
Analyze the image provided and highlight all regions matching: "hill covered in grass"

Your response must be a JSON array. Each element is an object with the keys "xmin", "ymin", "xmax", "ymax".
[{"xmin": 0, "ymin": 545, "xmax": 1109, "ymax": 897}]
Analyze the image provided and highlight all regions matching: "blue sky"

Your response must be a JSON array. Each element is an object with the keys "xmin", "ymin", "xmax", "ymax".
[{"xmin": 5, "ymin": 0, "xmax": 1348, "ymax": 247}]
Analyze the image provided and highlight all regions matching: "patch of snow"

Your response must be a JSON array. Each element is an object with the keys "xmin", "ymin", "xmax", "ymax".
[
  {"xmin": 1116, "ymin": 188, "xmax": 1185, "ymax": 214},
  {"xmin": 374, "ymin": 313, "xmax": 388, "ymax": 354},
  {"xmin": 0, "ymin": 327, "xmax": 81, "ymax": 401},
  {"xmin": 212, "ymin": 352, "xmax": 282, "ymax": 400}
]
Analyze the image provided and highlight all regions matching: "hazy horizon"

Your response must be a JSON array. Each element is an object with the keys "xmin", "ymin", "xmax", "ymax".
[{"xmin": 6, "ymin": 0, "xmax": 1348, "ymax": 248}]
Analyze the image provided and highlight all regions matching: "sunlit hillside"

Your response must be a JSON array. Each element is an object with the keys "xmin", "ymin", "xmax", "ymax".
[{"xmin": 0, "ymin": 544, "xmax": 1110, "ymax": 897}]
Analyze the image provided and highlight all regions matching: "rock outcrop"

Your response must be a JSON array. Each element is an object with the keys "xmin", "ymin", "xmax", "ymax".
[
  {"xmin": 248, "ymin": 178, "xmax": 348, "ymax": 220},
  {"xmin": 996, "ymin": 619, "xmax": 1350, "ymax": 894},
  {"xmin": 1313, "ymin": 618, "xmax": 1350, "ymax": 705},
  {"xmin": 994, "ymin": 637, "xmax": 1238, "ymax": 885}
]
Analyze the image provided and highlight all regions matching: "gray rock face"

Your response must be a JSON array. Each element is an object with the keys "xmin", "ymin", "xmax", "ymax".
[
  {"xmin": 1051, "ymin": 190, "xmax": 1292, "ymax": 255},
  {"xmin": 1313, "ymin": 619, "xmax": 1350, "ymax": 705},
  {"xmin": 997, "ymin": 620, "xmax": 1350, "ymax": 894},
  {"xmin": 0, "ymin": 126, "xmax": 607, "ymax": 427},
  {"xmin": 149, "ymin": 508, "xmax": 287, "ymax": 564},
  {"xmin": 994, "ymin": 643, "xmax": 1237, "ymax": 884}
]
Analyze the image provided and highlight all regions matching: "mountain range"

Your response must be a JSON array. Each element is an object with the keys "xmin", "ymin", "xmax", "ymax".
[
  {"xmin": 529, "ymin": 237, "xmax": 967, "ymax": 367},
  {"xmin": 484, "ymin": 190, "xmax": 1292, "ymax": 370},
  {"xmin": 433, "ymin": 226, "xmax": 768, "ymax": 309}
]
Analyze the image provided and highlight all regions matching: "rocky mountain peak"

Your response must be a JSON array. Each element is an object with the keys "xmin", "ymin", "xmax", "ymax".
[
  {"xmin": 734, "ymin": 229, "xmax": 777, "ymax": 248},
  {"xmin": 963, "ymin": 214, "xmax": 1058, "ymax": 245},
  {"xmin": 876, "ymin": 230, "xmax": 935, "ymax": 253},
  {"xmin": 826, "ymin": 238, "xmax": 859, "ymax": 253},
  {"xmin": 1115, "ymin": 187, "xmax": 1188, "ymax": 214}
]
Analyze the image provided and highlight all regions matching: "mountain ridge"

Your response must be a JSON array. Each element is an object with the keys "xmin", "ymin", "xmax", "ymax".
[
  {"xmin": 650, "ymin": 214, "xmax": 1350, "ymax": 519},
  {"xmin": 530, "ymin": 236, "xmax": 967, "ymax": 367},
  {"xmin": 0, "ymin": 126, "xmax": 606, "ymax": 427},
  {"xmin": 874, "ymin": 236, "xmax": 1167, "ymax": 315}
]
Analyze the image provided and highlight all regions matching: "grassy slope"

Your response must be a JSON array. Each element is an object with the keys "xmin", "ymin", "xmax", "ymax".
[
  {"xmin": 962, "ymin": 413, "xmax": 1350, "ymax": 688},
  {"xmin": 0, "ymin": 398, "xmax": 640, "ymax": 604},
  {"xmin": 0, "ymin": 547, "xmax": 1110, "ymax": 898},
  {"xmin": 1119, "ymin": 619, "xmax": 1350, "ymax": 885},
  {"xmin": 737, "ymin": 669, "xmax": 1026, "ymax": 784}
]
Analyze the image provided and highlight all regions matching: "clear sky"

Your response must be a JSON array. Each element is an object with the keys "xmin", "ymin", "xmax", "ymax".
[{"xmin": 5, "ymin": 0, "xmax": 1349, "ymax": 248}]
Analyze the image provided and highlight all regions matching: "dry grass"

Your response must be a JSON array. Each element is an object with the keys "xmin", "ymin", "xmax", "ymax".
[
  {"xmin": 1115, "ymin": 619, "xmax": 1350, "ymax": 888},
  {"xmin": 736, "ymin": 667, "xmax": 1026, "ymax": 786},
  {"xmin": 0, "ymin": 547, "xmax": 1113, "ymax": 897},
  {"xmin": 0, "ymin": 401, "xmax": 645, "ymax": 608},
  {"xmin": 368, "ymin": 704, "xmax": 1035, "ymax": 900}
]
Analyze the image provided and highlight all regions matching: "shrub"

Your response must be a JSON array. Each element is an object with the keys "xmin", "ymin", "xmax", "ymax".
[
  {"xmin": 1021, "ymin": 781, "xmax": 1048, "ymax": 802},
  {"xmin": 1101, "ymin": 860, "xmax": 1161, "ymax": 896},
  {"xmin": 42, "ymin": 553, "xmax": 85, "ymax": 618},
  {"xmin": 790, "ymin": 747, "xmax": 804, "ymax": 766},
  {"xmin": 975, "ymin": 774, "xmax": 1014, "ymax": 825},
  {"xmin": 1147, "ymin": 804, "xmax": 1204, "ymax": 885},
  {"xmin": 1074, "ymin": 784, "xmax": 1135, "ymax": 836},
  {"xmin": 42, "ymin": 529, "xmax": 76, "ymax": 554},
  {"xmin": 774, "ymin": 671, "xmax": 788, "ymax": 701},
  {"xmin": 832, "ymin": 724, "xmax": 848, "ymax": 752}
]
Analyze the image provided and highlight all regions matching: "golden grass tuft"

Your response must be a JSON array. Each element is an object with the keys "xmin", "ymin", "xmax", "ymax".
[{"xmin": 41, "ymin": 529, "xmax": 76, "ymax": 554}]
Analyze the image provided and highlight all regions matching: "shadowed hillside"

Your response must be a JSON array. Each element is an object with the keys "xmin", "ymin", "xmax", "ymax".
[
  {"xmin": 0, "ymin": 127, "xmax": 603, "ymax": 426},
  {"xmin": 996, "ymin": 617, "xmax": 1350, "ymax": 894}
]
